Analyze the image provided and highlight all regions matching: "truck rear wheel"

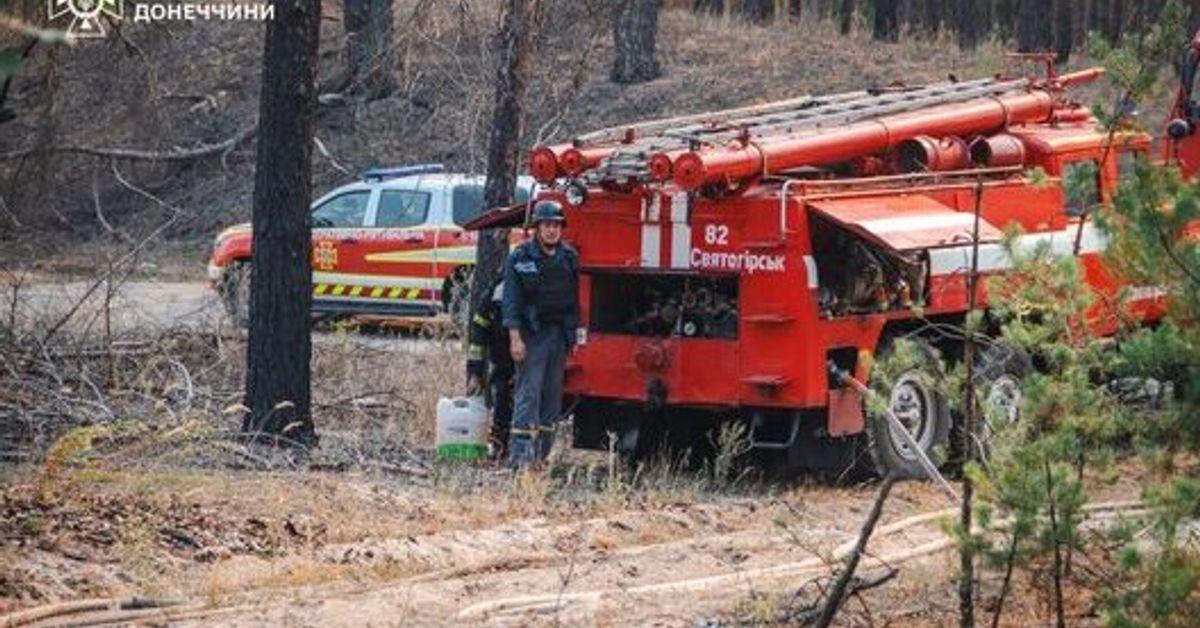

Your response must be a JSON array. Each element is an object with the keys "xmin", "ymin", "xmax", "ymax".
[
  {"xmin": 865, "ymin": 339, "xmax": 951, "ymax": 479},
  {"xmin": 219, "ymin": 261, "xmax": 251, "ymax": 328},
  {"xmin": 975, "ymin": 341, "xmax": 1032, "ymax": 443}
]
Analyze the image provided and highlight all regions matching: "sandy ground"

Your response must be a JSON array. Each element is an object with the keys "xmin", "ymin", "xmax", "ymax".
[
  {"xmin": 2, "ymin": 465, "xmax": 970, "ymax": 627},
  {"xmin": 0, "ymin": 274, "xmax": 1146, "ymax": 626}
]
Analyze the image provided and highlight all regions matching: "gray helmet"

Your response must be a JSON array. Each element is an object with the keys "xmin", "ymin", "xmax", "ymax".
[{"xmin": 530, "ymin": 200, "xmax": 566, "ymax": 226}]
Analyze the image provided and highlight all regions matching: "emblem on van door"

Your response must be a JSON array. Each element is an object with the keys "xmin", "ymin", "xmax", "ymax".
[{"xmin": 313, "ymin": 240, "xmax": 338, "ymax": 271}]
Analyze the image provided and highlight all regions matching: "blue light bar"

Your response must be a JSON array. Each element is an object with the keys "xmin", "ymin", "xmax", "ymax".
[{"xmin": 362, "ymin": 164, "xmax": 445, "ymax": 182}]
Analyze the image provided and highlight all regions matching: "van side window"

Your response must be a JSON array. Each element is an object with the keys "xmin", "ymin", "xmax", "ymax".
[
  {"xmin": 376, "ymin": 190, "xmax": 431, "ymax": 228},
  {"xmin": 312, "ymin": 191, "xmax": 370, "ymax": 228},
  {"xmin": 1062, "ymin": 160, "xmax": 1100, "ymax": 217}
]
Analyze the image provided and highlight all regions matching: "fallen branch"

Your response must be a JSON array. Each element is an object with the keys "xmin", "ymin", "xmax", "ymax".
[
  {"xmin": 0, "ymin": 598, "xmax": 115, "ymax": 627},
  {"xmin": 0, "ymin": 125, "xmax": 256, "ymax": 162},
  {"xmin": 814, "ymin": 476, "xmax": 895, "ymax": 627}
]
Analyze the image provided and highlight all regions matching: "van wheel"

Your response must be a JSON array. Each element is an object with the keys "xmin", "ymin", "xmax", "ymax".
[
  {"xmin": 865, "ymin": 338, "xmax": 951, "ymax": 480},
  {"xmin": 443, "ymin": 267, "xmax": 473, "ymax": 337},
  {"xmin": 219, "ymin": 262, "xmax": 251, "ymax": 328}
]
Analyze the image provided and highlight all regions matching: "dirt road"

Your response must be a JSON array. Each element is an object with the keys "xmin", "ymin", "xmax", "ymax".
[
  {"xmin": 0, "ymin": 277, "xmax": 450, "ymax": 351},
  {"xmin": 1, "ymin": 277, "xmax": 222, "ymax": 333}
]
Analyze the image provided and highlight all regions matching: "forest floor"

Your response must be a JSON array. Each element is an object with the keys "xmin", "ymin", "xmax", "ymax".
[
  {"xmin": 0, "ymin": 273, "xmax": 1148, "ymax": 627},
  {"xmin": 0, "ymin": 6, "xmax": 1170, "ymax": 624}
]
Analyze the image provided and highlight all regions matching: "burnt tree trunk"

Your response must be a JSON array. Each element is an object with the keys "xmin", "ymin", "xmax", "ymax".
[
  {"xmin": 612, "ymin": 0, "xmax": 662, "ymax": 84},
  {"xmin": 995, "ymin": 0, "xmax": 1017, "ymax": 42},
  {"xmin": 917, "ymin": 0, "xmax": 942, "ymax": 34},
  {"xmin": 1189, "ymin": 0, "xmax": 1200, "ymax": 38},
  {"xmin": 872, "ymin": 0, "xmax": 899, "ymax": 41},
  {"xmin": 741, "ymin": 0, "xmax": 774, "ymax": 22},
  {"xmin": 838, "ymin": 0, "xmax": 855, "ymax": 34},
  {"xmin": 1053, "ymin": 0, "xmax": 1074, "ymax": 63},
  {"xmin": 788, "ymin": 0, "xmax": 803, "ymax": 20},
  {"xmin": 814, "ymin": 476, "xmax": 897, "ymax": 628},
  {"xmin": 957, "ymin": 0, "xmax": 986, "ymax": 50},
  {"xmin": 342, "ymin": 0, "xmax": 395, "ymax": 98},
  {"xmin": 1105, "ymin": 0, "xmax": 1124, "ymax": 43},
  {"xmin": 470, "ymin": 0, "xmax": 534, "ymax": 321},
  {"xmin": 243, "ymin": 0, "xmax": 321, "ymax": 445},
  {"xmin": 1016, "ymin": 0, "xmax": 1050, "ymax": 51}
]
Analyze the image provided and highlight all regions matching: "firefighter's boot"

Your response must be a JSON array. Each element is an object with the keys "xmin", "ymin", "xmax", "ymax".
[
  {"xmin": 535, "ymin": 425, "xmax": 556, "ymax": 462},
  {"xmin": 507, "ymin": 429, "xmax": 539, "ymax": 469}
]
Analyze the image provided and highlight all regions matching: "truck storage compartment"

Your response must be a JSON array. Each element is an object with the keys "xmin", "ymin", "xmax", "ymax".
[
  {"xmin": 809, "ymin": 214, "xmax": 928, "ymax": 316},
  {"xmin": 588, "ymin": 272, "xmax": 738, "ymax": 338}
]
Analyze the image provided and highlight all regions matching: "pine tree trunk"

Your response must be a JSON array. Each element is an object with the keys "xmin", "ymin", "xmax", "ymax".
[
  {"xmin": 788, "ymin": 0, "xmax": 803, "ymax": 19},
  {"xmin": 243, "ymin": 0, "xmax": 321, "ymax": 445},
  {"xmin": 611, "ymin": 0, "xmax": 663, "ymax": 84},
  {"xmin": 1093, "ymin": 0, "xmax": 1110, "ymax": 40},
  {"xmin": 470, "ymin": 0, "xmax": 534, "ymax": 320},
  {"xmin": 872, "ymin": 0, "xmax": 899, "ymax": 41},
  {"xmin": 995, "ymin": 0, "xmax": 1016, "ymax": 42},
  {"xmin": 1189, "ymin": 0, "xmax": 1200, "ymax": 38},
  {"xmin": 957, "ymin": 0, "xmax": 984, "ymax": 50},
  {"xmin": 1017, "ymin": 0, "xmax": 1047, "ymax": 51},
  {"xmin": 1053, "ymin": 0, "xmax": 1074, "ymax": 63},
  {"xmin": 918, "ymin": 0, "xmax": 941, "ymax": 34},
  {"xmin": 1106, "ymin": 0, "xmax": 1124, "ymax": 43},
  {"xmin": 343, "ymin": 0, "xmax": 395, "ymax": 98},
  {"xmin": 838, "ymin": 0, "xmax": 855, "ymax": 34},
  {"xmin": 741, "ymin": 0, "xmax": 774, "ymax": 22}
]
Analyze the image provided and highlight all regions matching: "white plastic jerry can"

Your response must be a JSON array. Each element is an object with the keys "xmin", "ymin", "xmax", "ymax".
[{"xmin": 435, "ymin": 396, "xmax": 489, "ymax": 461}]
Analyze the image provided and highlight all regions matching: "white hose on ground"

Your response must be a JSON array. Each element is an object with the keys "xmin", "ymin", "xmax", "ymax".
[{"xmin": 457, "ymin": 499, "xmax": 1146, "ymax": 619}]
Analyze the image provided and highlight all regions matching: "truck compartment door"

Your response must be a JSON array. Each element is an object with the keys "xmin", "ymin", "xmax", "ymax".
[{"xmin": 807, "ymin": 195, "xmax": 1004, "ymax": 252}]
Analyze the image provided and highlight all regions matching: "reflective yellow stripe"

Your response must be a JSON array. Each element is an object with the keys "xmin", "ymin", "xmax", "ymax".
[
  {"xmin": 406, "ymin": 288, "xmax": 421, "ymax": 299},
  {"xmin": 468, "ymin": 345, "xmax": 484, "ymax": 359},
  {"xmin": 349, "ymin": 286, "xmax": 364, "ymax": 297},
  {"xmin": 388, "ymin": 287, "xmax": 403, "ymax": 299},
  {"xmin": 472, "ymin": 314, "xmax": 491, "ymax": 328},
  {"xmin": 314, "ymin": 284, "xmax": 329, "ymax": 295},
  {"xmin": 370, "ymin": 287, "xmax": 384, "ymax": 298},
  {"xmin": 331, "ymin": 285, "xmax": 346, "ymax": 296}
]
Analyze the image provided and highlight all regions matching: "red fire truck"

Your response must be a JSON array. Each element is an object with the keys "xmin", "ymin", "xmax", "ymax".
[{"xmin": 495, "ymin": 55, "xmax": 1200, "ymax": 478}]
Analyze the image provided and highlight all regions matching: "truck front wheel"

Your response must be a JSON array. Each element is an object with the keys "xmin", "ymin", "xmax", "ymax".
[{"xmin": 865, "ymin": 339, "xmax": 951, "ymax": 479}]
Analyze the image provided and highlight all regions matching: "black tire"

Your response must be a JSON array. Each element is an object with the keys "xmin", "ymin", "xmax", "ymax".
[
  {"xmin": 219, "ymin": 261, "xmax": 251, "ymax": 328},
  {"xmin": 974, "ymin": 341, "xmax": 1032, "ymax": 441},
  {"xmin": 865, "ymin": 337, "xmax": 952, "ymax": 480}
]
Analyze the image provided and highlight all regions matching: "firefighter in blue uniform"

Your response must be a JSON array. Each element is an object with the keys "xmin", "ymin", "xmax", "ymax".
[
  {"xmin": 502, "ymin": 200, "xmax": 580, "ymax": 467},
  {"xmin": 466, "ymin": 279, "xmax": 513, "ymax": 460}
]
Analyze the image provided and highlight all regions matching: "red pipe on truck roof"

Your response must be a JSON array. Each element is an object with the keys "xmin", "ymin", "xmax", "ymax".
[{"xmin": 671, "ymin": 89, "xmax": 1058, "ymax": 190}]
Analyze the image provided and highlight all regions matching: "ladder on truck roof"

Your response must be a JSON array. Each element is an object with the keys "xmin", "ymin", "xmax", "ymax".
[{"xmin": 580, "ymin": 76, "xmax": 1029, "ymax": 184}]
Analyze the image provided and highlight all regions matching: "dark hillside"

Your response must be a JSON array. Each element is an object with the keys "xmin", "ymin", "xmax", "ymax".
[{"xmin": 0, "ymin": 3, "xmax": 1143, "ymax": 274}]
